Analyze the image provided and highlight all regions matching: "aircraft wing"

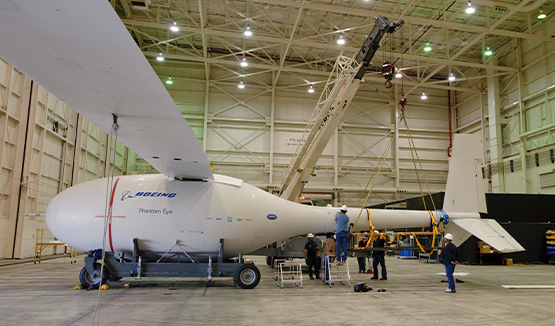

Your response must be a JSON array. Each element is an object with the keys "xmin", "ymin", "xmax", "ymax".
[
  {"xmin": 452, "ymin": 218, "xmax": 525, "ymax": 253},
  {"xmin": 0, "ymin": 1, "xmax": 213, "ymax": 180}
]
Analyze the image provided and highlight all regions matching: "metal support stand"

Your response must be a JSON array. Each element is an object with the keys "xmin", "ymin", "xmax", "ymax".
[{"xmin": 86, "ymin": 238, "xmax": 260, "ymax": 288}]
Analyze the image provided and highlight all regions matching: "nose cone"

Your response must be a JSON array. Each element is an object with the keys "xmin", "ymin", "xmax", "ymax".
[
  {"xmin": 45, "ymin": 194, "xmax": 59, "ymax": 239},
  {"xmin": 44, "ymin": 180, "xmax": 100, "ymax": 251}
]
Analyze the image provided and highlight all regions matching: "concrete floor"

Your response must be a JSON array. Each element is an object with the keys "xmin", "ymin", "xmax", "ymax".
[{"xmin": 1, "ymin": 255, "xmax": 554, "ymax": 326}]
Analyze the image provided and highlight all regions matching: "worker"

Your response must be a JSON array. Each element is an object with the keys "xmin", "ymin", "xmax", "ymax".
[
  {"xmin": 335, "ymin": 205, "xmax": 350, "ymax": 263},
  {"xmin": 357, "ymin": 236, "xmax": 367, "ymax": 273},
  {"xmin": 304, "ymin": 233, "xmax": 320, "ymax": 280},
  {"xmin": 441, "ymin": 233, "xmax": 459, "ymax": 293},
  {"xmin": 371, "ymin": 230, "xmax": 387, "ymax": 280},
  {"xmin": 324, "ymin": 233, "xmax": 336, "ymax": 263}
]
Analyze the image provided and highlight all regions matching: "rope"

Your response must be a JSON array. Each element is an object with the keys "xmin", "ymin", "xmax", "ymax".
[
  {"xmin": 398, "ymin": 112, "xmax": 439, "ymax": 214},
  {"xmin": 353, "ymin": 208, "xmax": 375, "ymax": 250},
  {"xmin": 351, "ymin": 136, "xmax": 394, "ymax": 232},
  {"xmin": 91, "ymin": 116, "xmax": 119, "ymax": 326}
]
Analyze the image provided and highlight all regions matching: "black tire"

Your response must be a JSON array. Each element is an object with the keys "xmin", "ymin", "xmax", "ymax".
[
  {"xmin": 79, "ymin": 263, "xmax": 108, "ymax": 289},
  {"xmin": 235, "ymin": 264, "xmax": 261, "ymax": 289}
]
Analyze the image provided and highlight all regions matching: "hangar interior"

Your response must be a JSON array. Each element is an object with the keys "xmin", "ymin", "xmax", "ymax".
[{"xmin": 3, "ymin": 1, "xmax": 555, "ymax": 325}]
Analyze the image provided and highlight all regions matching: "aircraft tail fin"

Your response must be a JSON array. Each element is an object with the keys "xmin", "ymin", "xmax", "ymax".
[
  {"xmin": 443, "ymin": 134, "xmax": 487, "ymax": 214},
  {"xmin": 447, "ymin": 218, "xmax": 525, "ymax": 253}
]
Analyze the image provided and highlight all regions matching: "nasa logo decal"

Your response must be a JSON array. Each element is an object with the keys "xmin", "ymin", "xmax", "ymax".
[{"xmin": 266, "ymin": 214, "xmax": 277, "ymax": 220}]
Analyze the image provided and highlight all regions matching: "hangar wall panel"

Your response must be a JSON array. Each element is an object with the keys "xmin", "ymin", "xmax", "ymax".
[
  {"xmin": 454, "ymin": 19, "xmax": 555, "ymax": 195},
  {"xmin": 0, "ymin": 59, "xmax": 130, "ymax": 259}
]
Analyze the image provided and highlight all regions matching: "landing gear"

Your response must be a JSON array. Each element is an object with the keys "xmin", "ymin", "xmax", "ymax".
[
  {"xmin": 235, "ymin": 264, "xmax": 260, "ymax": 289},
  {"xmin": 79, "ymin": 263, "xmax": 108, "ymax": 289}
]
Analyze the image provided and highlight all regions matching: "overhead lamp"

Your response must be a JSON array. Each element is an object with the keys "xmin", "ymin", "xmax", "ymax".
[
  {"xmin": 238, "ymin": 80, "xmax": 245, "ymax": 89},
  {"xmin": 240, "ymin": 57, "xmax": 248, "ymax": 67},
  {"xmin": 157, "ymin": 52, "xmax": 164, "ymax": 61},
  {"xmin": 170, "ymin": 21, "xmax": 179, "ymax": 32},
  {"xmin": 166, "ymin": 76, "xmax": 173, "ymax": 85},
  {"xmin": 244, "ymin": 25, "xmax": 252, "ymax": 37},
  {"xmin": 424, "ymin": 42, "xmax": 432, "ymax": 52},
  {"xmin": 465, "ymin": 1, "xmax": 475, "ymax": 14},
  {"xmin": 448, "ymin": 73, "xmax": 456, "ymax": 81},
  {"xmin": 337, "ymin": 33, "xmax": 346, "ymax": 45},
  {"xmin": 421, "ymin": 92, "xmax": 427, "ymax": 100},
  {"xmin": 485, "ymin": 46, "xmax": 493, "ymax": 56},
  {"xmin": 308, "ymin": 85, "xmax": 315, "ymax": 93},
  {"xmin": 395, "ymin": 70, "xmax": 403, "ymax": 78},
  {"xmin": 538, "ymin": 9, "xmax": 546, "ymax": 20}
]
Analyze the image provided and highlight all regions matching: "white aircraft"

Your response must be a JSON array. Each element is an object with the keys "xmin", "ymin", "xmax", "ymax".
[{"xmin": 0, "ymin": 1, "xmax": 523, "ymax": 289}]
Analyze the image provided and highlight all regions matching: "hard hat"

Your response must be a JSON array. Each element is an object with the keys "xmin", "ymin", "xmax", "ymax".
[
  {"xmin": 374, "ymin": 230, "xmax": 379, "ymax": 234},
  {"xmin": 341, "ymin": 205, "xmax": 348, "ymax": 211},
  {"xmin": 362, "ymin": 236, "xmax": 367, "ymax": 239},
  {"xmin": 307, "ymin": 233, "xmax": 314, "ymax": 238},
  {"xmin": 444, "ymin": 233, "xmax": 453, "ymax": 241}
]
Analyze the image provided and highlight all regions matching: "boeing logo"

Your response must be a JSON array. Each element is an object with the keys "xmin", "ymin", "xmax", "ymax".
[{"xmin": 121, "ymin": 190, "xmax": 177, "ymax": 201}]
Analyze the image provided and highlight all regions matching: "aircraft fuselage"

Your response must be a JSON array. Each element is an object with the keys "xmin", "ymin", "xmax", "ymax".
[{"xmin": 46, "ymin": 174, "xmax": 451, "ymax": 260}]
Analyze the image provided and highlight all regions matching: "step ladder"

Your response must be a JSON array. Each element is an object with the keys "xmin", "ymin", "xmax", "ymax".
[
  {"xmin": 275, "ymin": 260, "xmax": 303, "ymax": 289},
  {"xmin": 322, "ymin": 254, "xmax": 350, "ymax": 287},
  {"xmin": 34, "ymin": 228, "xmax": 76, "ymax": 263}
]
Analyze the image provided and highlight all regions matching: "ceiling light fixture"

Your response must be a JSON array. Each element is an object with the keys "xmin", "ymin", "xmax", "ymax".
[
  {"xmin": 485, "ymin": 46, "xmax": 493, "ymax": 56},
  {"xmin": 421, "ymin": 92, "xmax": 427, "ymax": 100},
  {"xmin": 337, "ymin": 33, "xmax": 346, "ymax": 45},
  {"xmin": 538, "ymin": 9, "xmax": 546, "ymax": 19},
  {"xmin": 395, "ymin": 69, "xmax": 403, "ymax": 78},
  {"xmin": 238, "ymin": 80, "xmax": 245, "ymax": 89},
  {"xmin": 448, "ymin": 73, "xmax": 456, "ymax": 81},
  {"xmin": 466, "ymin": 1, "xmax": 475, "ymax": 14},
  {"xmin": 424, "ymin": 42, "xmax": 432, "ymax": 52},
  {"xmin": 157, "ymin": 52, "xmax": 164, "ymax": 61},
  {"xmin": 166, "ymin": 76, "xmax": 173, "ymax": 85},
  {"xmin": 240, "ymin": 57, "xmax": 248, "ymax": 67},
  {"xmin": 170, "ymin": 21, "xmax": 179, "ymax": 32},
  {"xmin": 308, "ymin": 85, "xmax": 315, "ymax": 93},
  {"xmin": 244, "ymin": 25, "xmax": 252, "ymax": 37}
]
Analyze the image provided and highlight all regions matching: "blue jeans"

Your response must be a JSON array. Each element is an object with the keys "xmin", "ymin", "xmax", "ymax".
[
  {"xmin": 445, "ymin": 263, "xmax": 456, "ymax": 290},
  {"xmin": 336, "ymin": 231, "xmax": 348, "ymax": 262}
]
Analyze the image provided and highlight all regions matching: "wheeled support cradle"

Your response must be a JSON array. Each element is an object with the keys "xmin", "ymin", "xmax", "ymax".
[{"xmin": 80, "ymin": 238, "xmax": 261, "ymax": 289}]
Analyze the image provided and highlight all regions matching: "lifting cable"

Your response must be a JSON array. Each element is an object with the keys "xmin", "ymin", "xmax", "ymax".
[
  {"xmin": 351, "ymin": 136, "xmax": 394, "ymax": 233},
  {"xmin": 398, "ymin": 107, "xmax": 442, "ymax": 255},
  {"xmin": 91, "ymin": 114, "xmax": 119, "ymax": 325},
  {"xmin": 354, "ymin": 106, "xmax": 442, "ymax": 254}
]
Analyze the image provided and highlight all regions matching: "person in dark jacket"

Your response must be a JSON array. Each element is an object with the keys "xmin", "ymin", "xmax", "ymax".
[
  {"xmin": 357, "ymin": 236, "xmax": 368, "ymax": 273},
  {"xmin": 304, "ymin": 233, "xmax": 320, "ymax": 280},
  {"xmin": 371, "ymin": 230, "xmax": 387, "ymax": 280},
  {"xmin": 440, "ymin": 233, "xmax": 459, "ymax": 293}
]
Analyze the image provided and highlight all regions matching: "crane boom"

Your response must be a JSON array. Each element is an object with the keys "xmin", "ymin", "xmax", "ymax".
[{"xmin": 279, "ymin": 16, "xmax": 403, "ymax": 201}]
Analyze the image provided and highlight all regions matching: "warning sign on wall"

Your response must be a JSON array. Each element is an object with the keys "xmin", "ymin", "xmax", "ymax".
[{"xmin": 285, "ymin": 137, "xmax": 306, "ymax": 146}]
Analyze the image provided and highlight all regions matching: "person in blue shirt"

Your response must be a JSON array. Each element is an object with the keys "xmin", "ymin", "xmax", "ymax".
[
  {"xmin": 335, "ymin": 205, "xmax": 350, "ymax": 263},
  {"xmin": 304, "ymin": 233, "xmax": 320, "ymax": 280},
  {"xmin": 371, "ymin": 230, "xmax": 387, "ymax": 280},
  {"xmin": 440, "ymin": 233, "xmax": 459, "ymax": 293}
]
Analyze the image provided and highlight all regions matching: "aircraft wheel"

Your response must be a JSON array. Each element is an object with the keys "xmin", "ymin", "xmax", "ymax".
[
  {"xmin": 79, "ymin": 263, "xmax": 108, "ymax": 289},
  {"xmin": 235, "ymin": 264, "xmax": 260, "ymax": 289}
]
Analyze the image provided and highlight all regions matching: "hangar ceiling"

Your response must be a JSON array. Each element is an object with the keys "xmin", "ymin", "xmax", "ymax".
[{"xmin": 114, "ymin": 0, "xmax": 555, "ymax": 94}]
